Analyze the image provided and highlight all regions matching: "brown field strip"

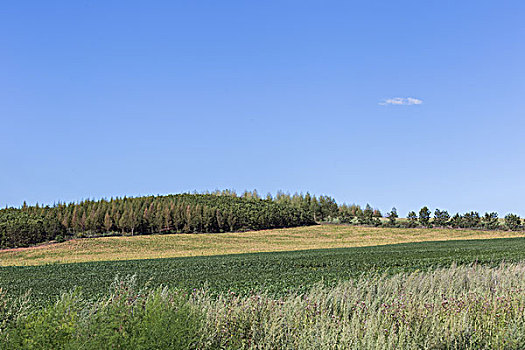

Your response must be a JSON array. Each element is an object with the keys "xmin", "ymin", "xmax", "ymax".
[{"xmin": 1, "ymin": 224, "xmax": 524, "ymax": 266}]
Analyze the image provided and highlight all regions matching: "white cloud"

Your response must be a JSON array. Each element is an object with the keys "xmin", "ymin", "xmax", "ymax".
[{"xmin": 379, "ymin": 97, "xmax": 423, "ymax": 106}]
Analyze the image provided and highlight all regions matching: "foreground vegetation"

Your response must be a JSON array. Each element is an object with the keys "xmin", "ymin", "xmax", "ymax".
[
  {"xmin": 3, "ymin": 237, "xmax": 525, "ymax": 304},
  {"xmin": 3, "ymin": 263, "xmax": 525, "ymax": 349},
  {"xmin": 2, "ymin": 225, "xmax": 525, "ymax": 266}
]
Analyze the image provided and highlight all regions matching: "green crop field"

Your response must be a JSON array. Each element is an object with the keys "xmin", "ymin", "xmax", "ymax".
[{"xmin": 2, "ymin": 237, "xmax": 525, "ymax": 304}]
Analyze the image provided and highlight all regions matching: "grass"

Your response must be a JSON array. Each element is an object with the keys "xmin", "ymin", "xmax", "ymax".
[
  {"xmin": 4, "ymin": 263, "xmax": 525, "ymax": 349},
  {"xmin": 3, "ymin": 237, "xmax": 525, "ymax": 304},
  {"xmin": 1, "ymin": 224, "xmax": 524, "ymax": 266},
  {"xmin": 3, "ymin": 225, "xmax": 525, "ymax": 348}
]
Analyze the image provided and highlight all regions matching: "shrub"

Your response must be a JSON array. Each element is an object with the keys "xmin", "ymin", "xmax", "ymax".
[{"xmin": 1, "ymin": 280, "xmax": 203, "ymax": 350}]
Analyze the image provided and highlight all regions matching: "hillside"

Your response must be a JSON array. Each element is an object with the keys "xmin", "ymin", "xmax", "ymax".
[{"xmin": 2, "ymin": 224, "xmax": 524, "ymax": 266}]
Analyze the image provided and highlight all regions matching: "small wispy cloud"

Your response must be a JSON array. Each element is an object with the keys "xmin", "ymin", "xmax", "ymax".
[{"xmin": 379, "ymin": 97, "xmax": 423, "ymax": 106}]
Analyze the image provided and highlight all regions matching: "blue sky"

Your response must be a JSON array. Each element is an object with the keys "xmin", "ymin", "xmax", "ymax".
[{"xmin": 1, "ymin": 1, "xmax": 524, "ymax": 216}]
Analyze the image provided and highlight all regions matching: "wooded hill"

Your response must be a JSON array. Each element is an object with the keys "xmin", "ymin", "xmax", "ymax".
[{"xmin": 1, "ymin": 191, "xmax": 348, "ymax": 248}]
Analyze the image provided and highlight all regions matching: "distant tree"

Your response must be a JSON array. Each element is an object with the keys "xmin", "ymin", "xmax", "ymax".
[
  {"xmin": 71, "ymin": 207, "xmax": 81, "ymax": 233},
  {"xmin": 43, "ymin": 210, "xmax": 66, "ymax": 239},
  {"xmin": 363, "ymin": 204, "xmax": 374, "ymax": 224},
  {"xmin": 505, "ymin": 214, "xmax": 521, "ymax": 231},
  {"xmin": 119, "ymin": 206, "xmax": 138, "ymax": 235},
  {"xmin": 462, "ymin": 212, "xmax": 481, "ymax": 229},
  {"xmin": 407, "ymin": 211, "xmax": 418, "ymax": 228},
  {"xmin": 386, "ymin": 207, "xmax": 398, "ymax": 226},
  {"xmin": 215, "ymin": 209, "xmax": 225, "ymax": 232},
  {"xmin": 354, "ymin": 207, "xmax": 364, "ymax": 224},
  {"xmin": 418, "ymin": 207, "xmax": 431, "ymax": 227},
  {"xmin": 338, "ymin": 204, "xmax": 355, "ymax": 224},
  {"xmin": 202, "ymin": 206, "xmax": 215, "ymax": 232},
  {"xmin": 433, "ymin": 209, "xmax": 450, "ymax": 227},
  {"xmin": 318, "ymin": 196, "xmax": 338, "ymax": 221},
  {"xmin": 103, "ymin": 212, "xmax": 113, "ymax": 232},
  {"xmin": 226, "ymin": 210, "xmax": 237, "ymax": 231},
  {"xmin": 481, "ymin": 212, "xmax": 499, "ymax": 230},
  {"xmin": 356, "ymin": 204, "xmax": 378, "ymax": 226},
  {"xmin": 310, "ymin": 196, "xmax": 321, "ymax": 222},
  {"xmin": 80, "ymin": 212, "xmax": 87, "ymax": 232},
  {"xmin": 450, "ymin": 213, "xmax": 462, "ymax": 228},
  {"xmin": 242, "ymin": 189, "xmax": 260, "ymax": 200},
  {"xmin": 372, "ymin": 209, "xmax": 382, "ymax": 218}
]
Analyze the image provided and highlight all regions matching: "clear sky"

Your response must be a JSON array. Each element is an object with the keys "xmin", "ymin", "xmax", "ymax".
[{"xmin": 1, "ymin": 1, "xmax": 524, "ymax": 216}]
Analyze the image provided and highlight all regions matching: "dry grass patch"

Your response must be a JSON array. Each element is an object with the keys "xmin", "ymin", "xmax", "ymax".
[{"xmin": 1, "ymin": 225, "xmax": 524, "ymax": 266}]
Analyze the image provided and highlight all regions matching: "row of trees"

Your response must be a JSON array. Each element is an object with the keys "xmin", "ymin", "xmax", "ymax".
[
  {"xmin": 385, "ymin": 207, "xmax": 523, "ymax": 231},
  {"xmin": 3, "ymin": 189, "xmax": 522, "ymax": 249},
  {"xmin": 1, "ymin": 191, "xmax": 350, "ymax": 248}
]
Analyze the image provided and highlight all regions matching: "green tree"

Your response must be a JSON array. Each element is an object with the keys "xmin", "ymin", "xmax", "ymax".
[
  {"xmin": 338, "ymin": 204, "xmax": 355, "ymax": 224},
  {"xmin": 505, "ymin": 214, "xmax": 521, "ymax": 231},
  {"xmin": 481, "ymin": 212, "xmax": 499, "ymax": 230},
  {"xmin": 318, "ymin": 195, "xmax": 338, "ymax": 221},
  {"xmin": 118, "ymin": 206, "xmax": 138, "ymax": 235},
  {"xmin": 386, "ymin": 207, "xmax": 398, "ymax": 226},
  {"xmin": 363, "ymin": 204, "xmax": 374, "ymax": 225},
  {"xmin": 418, "ymin": 207, "xmax": 431, "ymax": 227},
  {"xmin": 462, "ymin": 212, "xmax": 481, "ymax": 228},
  {"xmin": 407, "ymin": 211, "xmax": 418, "ymax": 228},
  {"xmin": 433, "ymin": 209, "xmax": 450, "ymax": 227},
  {"xmin": 103, "ymin": 212, "xmax": 113, "ymax": 232},
  {"xmin": 449, "ymin": 213, "xmax": 462, "ymax": 228},
  {"xmin": 372, "ymin": 209, "xmax": 382, "ymax": 218}
]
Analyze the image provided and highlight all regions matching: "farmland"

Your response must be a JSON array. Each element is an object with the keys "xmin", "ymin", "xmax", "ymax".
[
  {"xmin": 3, "ymin": 262, "xmax": 525, "ymax": 348},
  {"xmin": 2, "ymin": 237, "xmax": 525, "ymax": 304},
  {"xmin": 2, "ymin": 224, "xmax": 524, "ymax": 266},
  {"xmin": 3, "ymin": 226, "xmax": 525, "ymax": 348}
]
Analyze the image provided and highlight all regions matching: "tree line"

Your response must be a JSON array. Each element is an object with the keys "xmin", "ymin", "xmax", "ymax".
[
  {"xmin": 0, "ymin": 191, "xmax": 348, "ymax": 249},
  {"xmin": 383, "ymin": 206, "xmax": 523, "ymax": 231},
  {"xmin": 2, "ymin": 189, "xmax": 522, "ymax": 250}
]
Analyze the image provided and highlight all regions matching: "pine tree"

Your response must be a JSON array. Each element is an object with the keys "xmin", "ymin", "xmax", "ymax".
[
  {"xmin": 433, "ymin": 209, "xmax": 450, "ymax": 227},
  {"xmin": 505, "ymin": 214, "xmax": 521, "ymax": 231},
  {"xmin": 362, "ymin": 204, "xmax": 374, "ymax": 225},
  {"xmin": 462, "ymin": 212, "xmax": 481, "ymax": 228},
  {"xmin": 407, "ymin": 211, "xmax": 418, "ymax": 228},
  {"xmin": 387, "ymin": 207, "xmax": 398, "ymax": 226},
  {"xmin": 418, "ymin": 207, "xmax": 431, "ymax": 227},
  {"xmin": 481, "ymin": 212, "xmax": 499, "ymax": 230}
]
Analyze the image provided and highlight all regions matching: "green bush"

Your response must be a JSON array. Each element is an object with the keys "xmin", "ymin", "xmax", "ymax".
[{"xmin": 1, "ymin": 281, "xmax": 203, "ymax": 350}]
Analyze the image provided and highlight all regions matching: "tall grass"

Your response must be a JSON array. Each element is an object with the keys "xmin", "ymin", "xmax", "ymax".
[{"xmin": 3, "ymin": 264, "xmax": 525, "ymax": 349}]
